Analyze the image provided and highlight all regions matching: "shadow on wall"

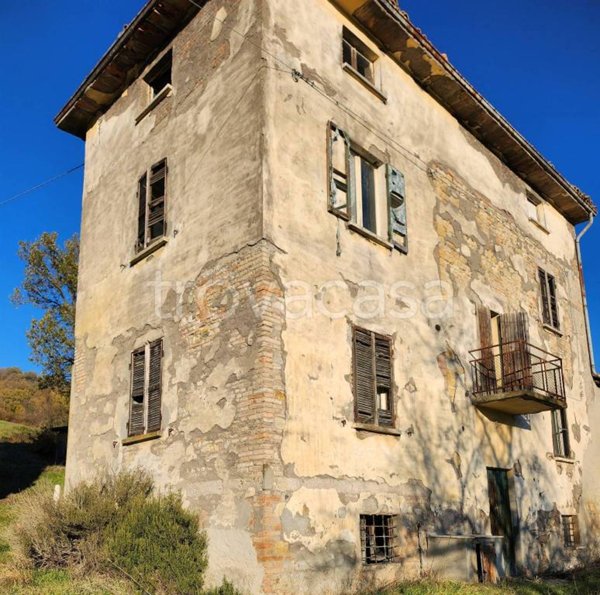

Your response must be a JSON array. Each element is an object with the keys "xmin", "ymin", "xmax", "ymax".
[{"xmin": 389, "ymin": 319, "xmax": 588, "ymax": 579}]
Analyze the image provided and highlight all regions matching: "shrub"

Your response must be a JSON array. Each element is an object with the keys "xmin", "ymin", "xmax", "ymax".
[
  {"xmin": 104, "ymin": 493, "xmax": 207, "ymax": 594},
  {"xmin": 14, "ymin": 470, "xmax": 212, "ymax": 593}
]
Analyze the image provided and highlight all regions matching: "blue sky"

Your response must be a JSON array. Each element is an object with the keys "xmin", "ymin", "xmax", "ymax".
[{"xmin": 0, "ymin": 0, "xmax": 598, "ymax": 372}]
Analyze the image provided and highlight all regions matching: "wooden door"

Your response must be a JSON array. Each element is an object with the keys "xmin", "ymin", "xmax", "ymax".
[{"xmin": 487, "ymin": 468, "xmax": 516, "ymax": 574}]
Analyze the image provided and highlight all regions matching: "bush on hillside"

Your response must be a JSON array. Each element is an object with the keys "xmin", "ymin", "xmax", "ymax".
[{"xmin": 12, "ymin": 470, "xmax": 222, "ymax": 594}]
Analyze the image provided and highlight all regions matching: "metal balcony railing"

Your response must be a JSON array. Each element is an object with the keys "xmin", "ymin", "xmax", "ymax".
[{"xmin": 469, "ymin": 340, "xmax": 566, "ymax": 412}]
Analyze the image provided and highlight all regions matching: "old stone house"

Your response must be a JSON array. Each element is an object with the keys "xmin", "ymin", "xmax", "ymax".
[{"xmin": 55, "ymin": 0, "xmax": 600, "ymax": 592}]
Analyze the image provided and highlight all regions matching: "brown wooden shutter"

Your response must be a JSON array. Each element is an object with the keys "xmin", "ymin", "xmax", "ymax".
[
  {"xmin": 548, "ymin": 274, "xmax": 560, "ymax": 329},
  {"xmin": 478, "ymin": 307, "xmax": 492, "ymax": 349},
  {"xmin": 375, "ymin": 334, "xmax": 393, "ymax": 426},
  {"xmin": 129, "ymin": 348, "xmax": 146, "ymax": 436},
  {"xmin": 137, "ymin": 174, "xmax": 148, "ymax": 251},
  {"xmin": 539, "ymin": 269, "xmax": 551, "ymax": 325},
  {"xmin": 146, "ymin": 340, "xmax": 163, "ymax": 433},
  {"xmin": 353, "ymin": 328, "xmax": 375, "ymax": 424},
  {"xmin": 499, "ymin": 312, "xmax": 531, "ymax": 390},
  {"xmin": 477, "ymin": 307, "xmax": 495, "ymax": 393},
  {"xmin": 148, "ymin": 159, "xmax": 167, "ymax": 242}
]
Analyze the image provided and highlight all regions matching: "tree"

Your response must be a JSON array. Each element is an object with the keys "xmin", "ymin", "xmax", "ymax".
[{"xmin": 12, "ymin": 232, "xmax": 78, "ymax": 396}]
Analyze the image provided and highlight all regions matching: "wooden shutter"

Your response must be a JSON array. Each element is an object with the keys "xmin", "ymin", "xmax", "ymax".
[
  {"xmin": 148, "ymin": 159, "xmax": 167, "ymax": 242},
  {"xmin": 375, "ymin": 334, "xmax": 393, "ymax": 426},
  {"xmin": 539, "ymin": 269, "xmax": 551, "ymax": 325},
  {"xmin": 387, "ymin": 165, "xmax": 407, "ymax": 252},
  {"xmin": 137, "ymin": 174, "xmax": 148, "ymax": 250},
  {"xmin": 129, "ymin": 348, "xmax": 146, "ymax": 436},
  {"xmin": 328, "ymin": 124, "xmax": 351, "ymax": 218},
  {"xmin": 146, "ymin": 340, "xmax": 163, "ymax": 433},
  {"xmin": 353, "ymin": 328, "xmax": 375, "ymax": 424},
  {"xmin": 477, "ymin": 307, "xmax": 495, "ymax": 393},
  {"xmin": 548, "ymin": 274, "xmax": 560, "ymax": 329},
  {"xmin": 499, "ymin": 312, "xmax": 531, "ymax": 390}
]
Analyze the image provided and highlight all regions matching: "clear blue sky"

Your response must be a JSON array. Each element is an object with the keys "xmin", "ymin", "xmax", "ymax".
[{"xmin": 0, "ymin": 0, "xmax": 598, "ymax": 372}]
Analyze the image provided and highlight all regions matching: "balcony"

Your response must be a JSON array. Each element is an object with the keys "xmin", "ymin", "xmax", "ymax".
[{"xmin": 469, "ymin": 340, "xmax": 566, "ymax": 415}]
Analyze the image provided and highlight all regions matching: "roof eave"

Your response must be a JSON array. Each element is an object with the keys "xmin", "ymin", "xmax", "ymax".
[
  {"xmin": 54, "ymin": 0, "xmax": 201, "ymax": 139},
  {"xmin": 333, "ymin": 0, "xmax": 596, "ymax": 224}
]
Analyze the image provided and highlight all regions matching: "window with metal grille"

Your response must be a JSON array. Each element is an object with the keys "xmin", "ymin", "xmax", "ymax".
[
  {"xmin": 360, "ymin": 515, "xmax": 399, "ymax": 564},
  {"xmin": 128, "ymin": 339, "xmax": 163, "ymax": 437},
  {"xmin": 342, "ymin": 28, "xmax": 376, "ymax": 84},
  {"xmin": 561, "ymin": 515, "xmax": 580, "ymax": 548},
  {"xmin": 137, "ymin": 159, "xmax": 167, "ymax": 251},
  {"xmin": 539, "ymin": 268, "xmax": 560, "ymax": 330},
  {"xmin": 145, "ymin": 50, "xmax": 172, "ymax": 99},
  {"xmin": 353, "ymin": 327, "xmax": 394, "ymax": 427},
  {"xmin": 552, "ymin": 408, "xmax": 571, "ymax": 458},
  {"xmin": 328, "ymin": 123, "xmax": 408, "ymax": 252}
]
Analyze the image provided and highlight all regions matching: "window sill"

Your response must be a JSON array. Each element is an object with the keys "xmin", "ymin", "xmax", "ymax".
[
  {"xmin": 130, "ymin": 237, "xmax": 168, "ymax": 267},
  {"xmin": 529, "ymin": 217, "xmax": 550, "ymax": 234},
  {"xmin": 122, "ymin": 431, "xmax": 161, "ymax": 446},
  {"xmin": 347, "ymin": 223, "xmax": 393, "ymax": 250},
  {"xmin": 342, "ymin": 64, "xmax": 387, "ymax": 104},
  {"xmin": 135, "ymin": 84, "xmax": 173, "ymax": 125},
  {"xmin": 553, "ymin": 455, "xmax": 576, "ymax": 464},
  {"xmin": 353, "ymin": 423, "xmax": 401, "ymax": 436},
  {"xmin": 543, "ymin": 323, "xmax": 563, "ymax": 337}
]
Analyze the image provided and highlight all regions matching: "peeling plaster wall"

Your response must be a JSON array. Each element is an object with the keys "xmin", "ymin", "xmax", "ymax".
[
  {"xmin": 257, "ymin": 0, "xmax": 599, "ymax": 591},
  {"xmin": 68, "ymin": 1, "xmax": 285, "ymax": 591}
]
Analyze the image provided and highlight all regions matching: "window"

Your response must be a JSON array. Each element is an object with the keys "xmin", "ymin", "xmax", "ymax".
[
  {"xmin": 343, "ymin": 28, "xmax": 376, "ymax": 84},
  {"xmin": 328, "ymin": 124, "xmax": 408, "ymax": 252},
  {"xmin": 539, "ymin": 268, "xmax": 560, "ymax": 330},
  {"xmin": 552, "ymin": 408, "xmax": 571, "ymax": 458},
  {"xmin": 353, "ymin": 327, "xmax": 393, "ymax": 427},
  {"xmin": 360, "ymin": 515, "xmax": 399, "ymax": 564},
  {"xmin": 129, "ymin": 340, "xmax": 163, "ymax": 437},
  {"xmin": 137, "ymin": 159, "xmax": 167, "ymax": 251},
  {"xmin": 526, "ymin": 192, "xmax": 547, "ymax": 229},
  {"xmin": 561, "ymin": 515, "xmax": 581, "ymax": 548},
  {"xmin": 145, "ymin": 50, "xmax": 172, "ymax": 99}
]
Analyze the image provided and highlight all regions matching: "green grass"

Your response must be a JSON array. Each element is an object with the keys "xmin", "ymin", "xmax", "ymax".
[{"xmin": 0, "ymin": 420, "xmax": 38, "ymax": 442}]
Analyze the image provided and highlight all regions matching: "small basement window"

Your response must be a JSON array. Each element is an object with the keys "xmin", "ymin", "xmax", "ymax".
[
  {"xmin": 145, "ymin": 50, "xmax": 172, "ymax": 99},
  {"xmin": 360, "ymin": 515, "xmax": 399, "ymax": 564},
  {"xmin": 343, "ymin": 28, "xmax": 377, "ymax": 85},
  {"xmin": 561, "ymin": 515, "xmax": 581, "ymax": 548}
]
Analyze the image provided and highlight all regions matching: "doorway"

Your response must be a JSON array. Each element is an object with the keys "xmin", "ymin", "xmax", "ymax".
[{"xmin": 487, "ymin": 467, "xmax": 516, "ymax": 574}]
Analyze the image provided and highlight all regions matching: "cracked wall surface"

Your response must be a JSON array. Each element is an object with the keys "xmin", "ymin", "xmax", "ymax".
[{"xmin": 68, "ymin": 0, "xmax": 599, "ymax": 593}]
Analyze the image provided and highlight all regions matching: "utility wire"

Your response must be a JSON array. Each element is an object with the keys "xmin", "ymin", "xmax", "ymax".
[{"xmin": 0, "ymin": 164, "xmax": 84, "ymax": 208}]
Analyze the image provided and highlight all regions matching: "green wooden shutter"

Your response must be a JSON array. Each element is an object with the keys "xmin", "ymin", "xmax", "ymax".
[
  {"xmin": 137, "ymin": 174, "xmax": 148, "ymax": 251},
  {"xmin": 375, "ymin": 334, "xmax": 393, "ymax": 426},
  {"xmin": 387, "ymin": 165, "xmax": 407, "ymax": 252},
  {"xmin": 353, "ymin": 328, "xmax": 375, "ymax": 424},
  {"xmin": 129, "ymin": 348, "xmax": 146, "ymax": 436},
  {"xmin": 146, "ymin": 340, "xmax": 163, "ymax": 433}
]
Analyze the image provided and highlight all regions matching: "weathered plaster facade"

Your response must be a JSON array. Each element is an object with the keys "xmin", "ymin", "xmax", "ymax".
[{"xmin": 58, "ymin": 0, "xmax": 599, "ymax": 593}]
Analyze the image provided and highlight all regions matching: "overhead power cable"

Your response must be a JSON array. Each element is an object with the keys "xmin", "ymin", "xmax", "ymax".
[{"xmin": 0, "ymin": 164, "xmax": 84, "ymax": 208}]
